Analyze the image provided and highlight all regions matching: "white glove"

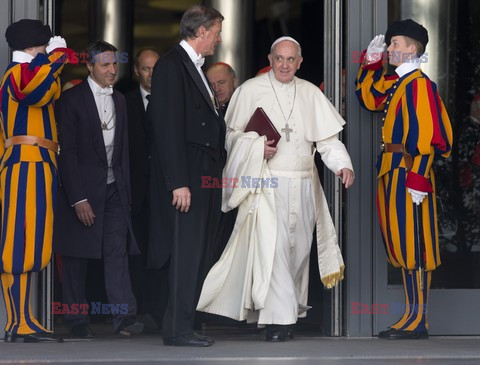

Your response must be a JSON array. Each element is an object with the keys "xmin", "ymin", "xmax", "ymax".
[
  {"xmin": 46, "ymin": 36, "xmax": 67, "ymax": 53},
  {"xmin": 408, "ymin": 188, "xmax": 428, "ymax": 205},
  {"xmin": 365, "ymin": 34, "xmax": 386, "ymax": 64}
]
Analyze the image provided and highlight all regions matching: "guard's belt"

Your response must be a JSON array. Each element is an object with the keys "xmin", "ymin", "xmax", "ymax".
[
  {"xmin": 5, "ymin": 135, "xmax": 59, "ymax": 154},
  {"xmin": 380, "ymin": 142, "xmax": 413, "ymax": 170}
]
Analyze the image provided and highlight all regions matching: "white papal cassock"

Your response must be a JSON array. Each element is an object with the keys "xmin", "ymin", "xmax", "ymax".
[{"xmin": 197, "ymin": 70, "xmax": 354, "ymax": 325}]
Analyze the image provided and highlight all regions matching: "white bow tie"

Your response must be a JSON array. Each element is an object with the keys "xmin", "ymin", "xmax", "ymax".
[
  {"xmin": 96, "ymin": 86, "xmax": 113, "ymax": 96},
  {"xmin": 195, "ymin": 56, "xmax": 205, "ymax": 68}
]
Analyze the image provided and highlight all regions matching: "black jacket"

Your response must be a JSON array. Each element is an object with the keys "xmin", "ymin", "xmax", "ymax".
[
  {"xmin": 124, "ymin": 86, "xmax": 151, "ymax": 215},
  {"xmin": 148, "ymin": 44, "xmax": 226, "ymax": 268},
  {"xmin": 54, "ymin": 80, "xmax": 139, "ymax": 258}
]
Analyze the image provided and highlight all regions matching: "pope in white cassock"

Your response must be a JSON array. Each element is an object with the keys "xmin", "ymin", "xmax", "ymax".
[{"xmin": 197, "ymin": 36, "xmax": 355, "ymax": 342}]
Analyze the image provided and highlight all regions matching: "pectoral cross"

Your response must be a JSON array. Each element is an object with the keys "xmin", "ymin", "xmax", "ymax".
[{"xmin": 282, "ymin": 123, "xmax": 293, "ymax": 142}]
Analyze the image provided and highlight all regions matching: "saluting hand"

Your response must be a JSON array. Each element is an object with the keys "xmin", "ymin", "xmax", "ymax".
[
  {"xmin": 46, "ymin": 36, "xmax": 67, "ymax": 53},
  {"xmin": 365, "ymin": 34, "xmax": 386, "ymax": 65}
]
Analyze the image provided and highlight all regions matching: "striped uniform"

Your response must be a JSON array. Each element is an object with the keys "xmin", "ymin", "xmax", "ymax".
[
  {"xmin": 355, "ymin": 57, "xmax": 453, "ymax": 331},
  {"xmin": 0, "ymin": 50, "xmax": 68, "ymax": 335}
]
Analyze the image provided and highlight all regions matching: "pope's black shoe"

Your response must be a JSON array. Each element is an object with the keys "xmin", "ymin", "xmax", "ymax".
[
  {"xmin": 3, "ymin": 331, "xmax": 63, "ymax": 343},
  {"xmin": 265, "ymin": 325, "xmax": 294, "ymax": 342},
  {"xmin": 379, "ymin": 328, "xmax": 428, "ymax": 340},
  {"xmin": 163, "ymin": 332, "xmax": 214, "ymax": 347}
]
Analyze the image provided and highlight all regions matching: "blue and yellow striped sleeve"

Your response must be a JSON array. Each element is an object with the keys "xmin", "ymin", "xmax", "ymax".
[
  {"xmin": 355, "ymin": 52, "xmax": 398, "ymax": 112},
  {"xmin": 5, "ymin": 51, "xmax": 69, "ymax": 108},
  {"xmin": 404, "ymin": 77, "xmax": 453, "ymax": 192}
]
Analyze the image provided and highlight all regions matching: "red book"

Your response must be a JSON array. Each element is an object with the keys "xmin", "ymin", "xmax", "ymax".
[{"xmin": 244, "ymin": 107, "xmax": 281, "ymax": 147}]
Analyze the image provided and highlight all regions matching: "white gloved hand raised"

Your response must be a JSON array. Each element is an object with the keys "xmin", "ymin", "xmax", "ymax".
[
  {"xmin": 46, "ymin": 36, "xmax": 67, "ymax": 53},
  {"xmin": 408, "ymin": 187, "xmax": 428, "ymax": 205},
  {"xmin": 365, "ymin": 34, "xmax": 386, "ymax": 64}
]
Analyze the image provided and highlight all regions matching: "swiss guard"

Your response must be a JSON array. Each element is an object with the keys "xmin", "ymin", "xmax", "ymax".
[
  {"xmin": 355, "ymin": 19, "xmax": 453, "ymax": 339},
  {"xmin": 0, "ymin": 19, "xmax": 74, "ymax": 342}
]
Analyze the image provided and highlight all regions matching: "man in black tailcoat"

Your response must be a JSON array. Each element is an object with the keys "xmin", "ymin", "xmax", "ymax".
[
  {"xmin": 148, "ymin": 5, "xmax": 226, "ymax": 347},
  {"xmin": 54, "ymin": 40, "xmax": 143, "ymax": 338}
]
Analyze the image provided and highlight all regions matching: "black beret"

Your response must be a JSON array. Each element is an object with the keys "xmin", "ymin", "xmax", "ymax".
[
  {"xmin": 385, "ymin": 19, "xmax": 428, "ymax": 49},
  {"xmin": 5, "ymin": 19, "xmax": 51, "ymax": 50}
]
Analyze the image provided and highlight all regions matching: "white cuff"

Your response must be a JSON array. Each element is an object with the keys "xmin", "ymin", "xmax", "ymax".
[{"xmin": 72, "ymin": 199, "xmax": 88, "ymax": 207}]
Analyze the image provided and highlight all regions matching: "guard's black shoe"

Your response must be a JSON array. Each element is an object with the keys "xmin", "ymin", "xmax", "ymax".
[
  {"xmin": 163, "ymin": 332, "xmax": 214, "ymax": 347},
  {"xmin": 3, "ymin": 331, "xmax": 63, "ymax": 343},
  {"xmin": 378, "ymin": 328, "xmax": 399, "ymax": 338},
  {"xmin": 70, "ymin": 324, "xmax": 95, "ymax": 339},
  {"xmin": 379, "ymin": 328, "xmax": 428, "ymax": 340},
  {"xmin": 265, "ymin": 325, "xmax": 293, "ymax": 342}
]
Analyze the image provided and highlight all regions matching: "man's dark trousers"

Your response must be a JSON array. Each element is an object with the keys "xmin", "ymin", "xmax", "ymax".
[{"xmin": 62, "ymin": 183, "xmax": 137, "ymax": 333}]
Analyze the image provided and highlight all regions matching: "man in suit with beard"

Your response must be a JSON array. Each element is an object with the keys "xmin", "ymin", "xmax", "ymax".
[
  {"xmin": 148, "ymin": 5, "xmax": 226, "ymax": 347},
  {"xmin": 54, "ymin": 40, "xmax": 143, "ymax": 338}
]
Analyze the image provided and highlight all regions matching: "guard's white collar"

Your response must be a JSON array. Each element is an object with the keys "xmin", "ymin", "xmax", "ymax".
[
  {"xmin": 12, "ymin": 51, "xmax": 34, "ymax": 64},
  {"xmin": 395, "ymin": 58, "xmax": 421, "ymax": 78}
]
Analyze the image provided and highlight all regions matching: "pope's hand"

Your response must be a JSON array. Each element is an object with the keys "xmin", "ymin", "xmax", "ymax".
[
  {"xmin": 408, "ymin": 187, "xmax": 427, "ymax": 205},
  {"xmin": 336, "ymin": 168, "xmax": 355, "ymax": 189},
  {"xmin": 365, "ymin": 34, "xmax": 386, "ymax": 64},
  {"xmin": 264, "ymin": 140, "xmax": 277, "ymax": 160},
  {"xmin": 46, "ymin": 36, "xmax": 67, "ymax": 53}
]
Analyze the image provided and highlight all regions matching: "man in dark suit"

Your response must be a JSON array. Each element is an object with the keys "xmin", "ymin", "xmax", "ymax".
[
  {"xmin": 149, "ymin": 5, "xmax": 226, "ymax": 347},
  {"xmin": 54, "ymin": 40, "xmax": 143, "ymax": 338},
  {"xmin": 206, "ymin": 62, "xmax": 237, "ymax": 113},
  {"xmin": 124, "ymin": 48, "xmax": 167, "ymax": 332},
  {"xmin": 204, "ymin": 62, "xmax": 238, "ymax": 270}
]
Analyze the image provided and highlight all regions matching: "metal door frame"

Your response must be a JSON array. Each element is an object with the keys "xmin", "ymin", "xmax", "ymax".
[
  {"xmin": 322, "ymin": 0, "xmax": 344, "ymax": 337},
  {"xmin": 343, "ymin": 0, "xmax": 388, "ymax": 337}
]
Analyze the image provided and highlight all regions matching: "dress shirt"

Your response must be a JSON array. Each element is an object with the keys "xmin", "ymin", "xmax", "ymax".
[
  {"xmin": 139, "ymin": 85, "xmax": 150, "ymax": 111},
  {"xmin": 179, "ymin": 40, "xmax": 214, "ymax": 101},
  {"xmin": 87, "ymin": 76, "xmax": 116, "ymax": 184}
]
